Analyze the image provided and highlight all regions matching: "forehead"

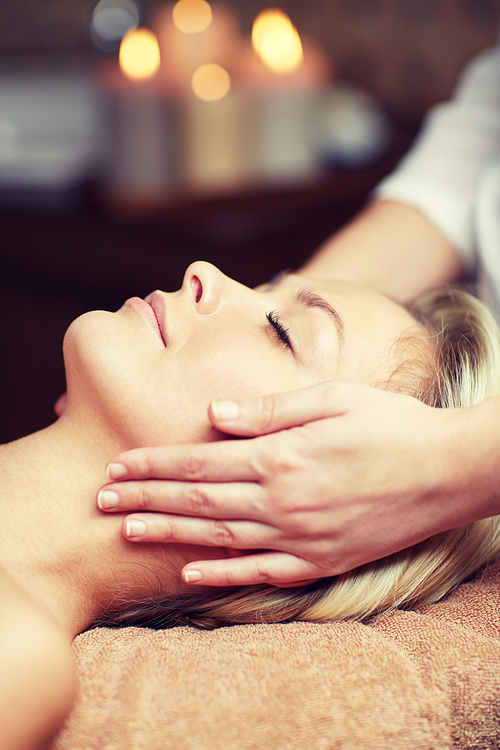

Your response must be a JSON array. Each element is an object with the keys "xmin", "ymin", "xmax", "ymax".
[
  {"xmin": 279, "ymin": 273, "xmax": 418, "ymax": 329},
  {"xmin": 279, "ymin": 273, "xmax": 431, "ymax": 386}
]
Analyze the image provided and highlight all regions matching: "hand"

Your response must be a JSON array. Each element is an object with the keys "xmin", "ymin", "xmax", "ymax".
[{"xmin": 96, "ymin": 381, "xmax": 472, "ymax": 587}]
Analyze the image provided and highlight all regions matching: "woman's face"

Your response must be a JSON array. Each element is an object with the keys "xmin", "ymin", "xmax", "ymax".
[{"xmin": 63, "ymin": 261, "xmax": 431, "ymax": 448}]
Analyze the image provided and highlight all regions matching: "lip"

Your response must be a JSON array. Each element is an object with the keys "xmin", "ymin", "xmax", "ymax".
[
  {"xmin": 124, "ymin": 295, "xmax": 166, "ymax": 346},
  {"xmin": 145, "ymin": 291, "xmax": 167, "ymax": 346}
]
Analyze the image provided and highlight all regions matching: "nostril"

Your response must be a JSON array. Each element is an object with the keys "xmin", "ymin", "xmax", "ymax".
[{"xmin": 191, "ymin": 276, "xmax": 203, "ymax": 303}]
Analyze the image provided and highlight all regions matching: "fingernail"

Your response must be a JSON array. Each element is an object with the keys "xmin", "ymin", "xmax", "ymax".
[
  {"xmin": 97, "ymin": 490, "xmax": 119, "ymax": 511},
  {"xmin": 211, "ymin": 400, "xmax": 239, "ymax": 422},
  {"xmin": 125, "ymin": 519, "xmax": 147, "ymax": 538},
  {"xmin": 107, "ymin": 463, "xmax": 127, "ymax": 481},
  {"xmin": 184, "ymin": 570, "xmax": 203, "ymax": 583}
]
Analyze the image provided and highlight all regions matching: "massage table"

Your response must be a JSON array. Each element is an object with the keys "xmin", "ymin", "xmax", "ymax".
[{"xmin": 52, "ymin": 558, "xmax": 500, "ymax": 749}]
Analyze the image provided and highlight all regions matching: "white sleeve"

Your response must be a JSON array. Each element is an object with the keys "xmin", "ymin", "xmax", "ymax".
[{"xmin": 375, "ymin": 44, "xmax": 500, "ymax": 264}]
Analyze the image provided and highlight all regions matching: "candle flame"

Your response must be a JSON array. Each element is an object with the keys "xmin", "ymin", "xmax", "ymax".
[
  {"xmin": 119, "ymin": 27, "xmax": 161, "ymax": 80},
  {"xmin": 192, "ymin": 63, "xmax": 231, "ymax": 101},
  {"xmin": 251, "ymin": 9, "xmax": 303, "ymax": 74},
  {"xmin": 172, "ymin": 0, "xmax": 213, "ymax": 34}
]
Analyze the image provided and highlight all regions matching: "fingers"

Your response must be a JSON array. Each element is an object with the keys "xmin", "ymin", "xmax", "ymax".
[
  {"xmin": 98, "ymin": 480, "xmax": 264, "ymax": 520},
  {"xmin": 208, "ymin": 381, "xmax": 356, "ymax": 437},
  {"xmin": 180, "ymin": 552, "xmax": 323, "ymax": 587},
  {"xmin": 120, "ymin": 513, "xmax": 278, "ymax": 551},
  {"xmin": 106, "ymin": 441, "xmax": 262, "ymax": 483},
  {"xmin": 105, "ymin": 380, "xmax": 363, "ymax": 482}
]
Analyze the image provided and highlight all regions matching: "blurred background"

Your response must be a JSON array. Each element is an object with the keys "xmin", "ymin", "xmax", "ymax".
[{"xmin": 1, "ymin": 0, "xmax": 498, "ymax": 442}]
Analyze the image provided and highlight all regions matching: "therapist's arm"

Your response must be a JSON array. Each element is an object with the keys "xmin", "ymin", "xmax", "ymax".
[
  {"xmin": 301, "ymin": 199, "xmax": 464, "ymax": 302},
  {"xmin": 310, "ymin": 42, "xmax": 500, "ymax": 300}
]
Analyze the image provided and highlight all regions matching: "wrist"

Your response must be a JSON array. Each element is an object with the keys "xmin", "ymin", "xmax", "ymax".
[{"xmin": 439, "ymin": 399, "xmax": 500, "ymax": 525}]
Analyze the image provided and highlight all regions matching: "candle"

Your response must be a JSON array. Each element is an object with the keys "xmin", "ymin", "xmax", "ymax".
[
  {"xmin": 239, "ymin": 9, "xmax": 331, "ymax": 183},
  {"xmin": 153, "ymin": 2, "xmax": 249, "ymax": 190},
  {"xmin": 100, "ymin": 27, "xmax": 180, "ymax": 201},
  {"xmin": 182, "ymin": 63, "xmax": 251, "ymax": 189},
  {"xmin": 153, "ymin": 2, "xmax": 241, "ymax": 92}
]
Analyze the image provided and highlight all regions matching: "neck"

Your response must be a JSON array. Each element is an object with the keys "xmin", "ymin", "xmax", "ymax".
[{"xmin": 0, "ymin": 414, "xmax": 192, "ymax": 639}]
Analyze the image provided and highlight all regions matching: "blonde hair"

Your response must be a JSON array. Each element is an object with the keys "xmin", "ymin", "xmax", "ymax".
[{"xmin": 98, "ymin": 287, "xmax": 500, "ymax": 630}]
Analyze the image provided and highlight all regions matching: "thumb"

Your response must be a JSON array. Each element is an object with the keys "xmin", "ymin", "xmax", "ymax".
[{"xmin": 208, "ymin": 381, "xmax": 353, "ymax": 437}]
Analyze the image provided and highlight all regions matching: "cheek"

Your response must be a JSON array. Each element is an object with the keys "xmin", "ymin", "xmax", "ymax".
[
  {"xmin": 132, "ymin": 342, "xmax": 299, "ymax": 446},
  {"xmin": 102, "ymin": 347, "xmax": 280, "ymax": 448},
  {"xmin": 174, "ymin": 340, "xmax": 309, "ymax": 409},
  {"xmin": 64, "ymin": 317, "xmax": 311, "ymax": 448},
  {"xmin": 96, "ymin": 348, "xmax": 281, "ymax": 447}
]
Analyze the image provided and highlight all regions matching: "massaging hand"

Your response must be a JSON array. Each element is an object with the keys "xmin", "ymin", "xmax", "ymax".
[{"xmin": 97, "ymin": 381, "xmax": 473, "ymax": 586}]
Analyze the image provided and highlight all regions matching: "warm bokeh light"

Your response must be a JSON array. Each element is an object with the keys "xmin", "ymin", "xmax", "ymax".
[
  {"xmin": 191, "ymin": 63, "xmax": 231, "ymax": 101},
  {"xmin": 119, "ymin": 28, "xmax": 161, "ymax": 80},
  {"xmin": 251, "ymin": 8, "xmax": 303, "ymax": 74},
  {"xmin": 252, "ymin": 9, "xmax": 287, "ymax": 50},
  {"xmin": 172, "ymin": 0, "xmax": 213, "ymax": 34}
]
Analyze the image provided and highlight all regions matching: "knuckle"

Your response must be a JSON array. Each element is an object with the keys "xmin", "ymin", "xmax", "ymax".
[
  {"xmin": 136, "ymin": 452, "xmax": 157, "ymax": 480},
  {"xmin": 278, "ymin": 512, "xmax": 306, "ymax": 536},
  {"xmin": 179, "ymin": 452, "xmax": 208, "ymax": 481},
  {"xmin": 251, "ymin": 442, "xmax": 299, "ymax": 483},
  {"xmin": 212, "ymin": 520, "xmax": 235, "ymax": 547},
  {"xmin": 272, "ymin": 488, "xmax": 304, "ymax": 515},
  {"xmin": 252, "ymin": 561, "xmax": 271, "ymax": 583},
  {"xmin": 135, "ymin": 484, "xmax": 153, "ymax": 511},
  {"xmin": 186, "ymin": 486, "xmax": 212, "ymax": 515},
  {"xmin": 266, "ymin": 445, "xmax": 298, "ymax": 476},
  {"xmin": 255, "ymin": 394, "xmax": 277, "ymax": 433},
  {"xmin": 159, "ymin": 518, "xmax": 177, "ymax": 540}
]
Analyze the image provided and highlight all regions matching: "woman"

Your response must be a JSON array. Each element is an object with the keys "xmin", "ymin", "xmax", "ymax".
[
  {"xmin": 2, "ymin": 261, "xmax": 500, "ymax": 749},
  {"xmin": 105, "ymin": 41, "xmax": 500, "ymax": 589}
]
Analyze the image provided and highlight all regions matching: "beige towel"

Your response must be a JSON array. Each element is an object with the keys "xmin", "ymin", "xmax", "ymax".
[{"xmin": 52, "ymin": 558, "xmax": 500, "ymax": 750}]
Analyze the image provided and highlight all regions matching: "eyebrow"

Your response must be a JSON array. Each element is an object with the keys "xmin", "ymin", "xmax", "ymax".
[{"xmin": 295, "ymin": 289, "xmax": 345, "ymax": 348}]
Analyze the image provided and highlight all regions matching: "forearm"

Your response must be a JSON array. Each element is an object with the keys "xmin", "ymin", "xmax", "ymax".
[
  {"xmin": 303, "ymin": 44, "xmax": 500, "ymax": 302},
  {"xmin": 300, "ymin": 199, "xmax": 464, "ymax": 304}
]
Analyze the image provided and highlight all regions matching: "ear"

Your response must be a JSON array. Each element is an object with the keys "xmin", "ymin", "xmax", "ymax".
[{"xmin": 54, "ymin": 393, "xmax": 67, "ymax": 417}]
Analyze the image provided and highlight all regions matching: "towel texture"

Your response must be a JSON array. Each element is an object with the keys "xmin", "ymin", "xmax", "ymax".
[{"xmin": 52, "ymin": 558, "xmax": 500, "ymax": 750}]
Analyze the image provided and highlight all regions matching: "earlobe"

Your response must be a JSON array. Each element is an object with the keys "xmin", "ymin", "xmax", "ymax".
[{"xmin": 54, "ymin": 392, "xmax": 67, "ymax": 417}]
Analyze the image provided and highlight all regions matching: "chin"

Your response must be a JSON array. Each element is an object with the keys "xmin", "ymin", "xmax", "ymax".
[
  {"xmin": 62, "ymin": 312, "xmax": 227, "ymax": 450},
  {"xmin": 63, "ymin": 310, "xmax": 114, "ymax": 378},
  {"xmin": 62, "ymin": 311, "xmax": 134, "ymax": 440}
]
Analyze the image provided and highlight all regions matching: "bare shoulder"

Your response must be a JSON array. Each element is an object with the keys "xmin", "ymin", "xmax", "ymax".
[{"xmin": 0, "ymin": 565, "xmax": 77, "ymax": 750}]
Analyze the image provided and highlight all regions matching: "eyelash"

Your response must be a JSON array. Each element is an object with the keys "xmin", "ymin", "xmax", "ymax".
[{"xmin": 266, "ymin": 311, "xmax": 293, "ymax": 351}]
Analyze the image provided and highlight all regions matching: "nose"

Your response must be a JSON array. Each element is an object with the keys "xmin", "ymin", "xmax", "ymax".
[{"xmin": 182, "ymin": 261, "xmax": 229, "ymax": 316}]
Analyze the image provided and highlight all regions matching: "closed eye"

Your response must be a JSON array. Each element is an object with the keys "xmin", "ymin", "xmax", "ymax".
[{"xmin": 266, "ymin": 311, "xmax": 293, "ymax": 352}]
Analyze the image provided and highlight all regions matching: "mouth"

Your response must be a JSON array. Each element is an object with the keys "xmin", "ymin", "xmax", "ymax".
[
  {"xmin": 124, "ymin": 295, "xmax": 166, "ymax": 346},
  {"xmin": 145, "ymin": 291, "xmax": 167, "ymax": 347}
]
